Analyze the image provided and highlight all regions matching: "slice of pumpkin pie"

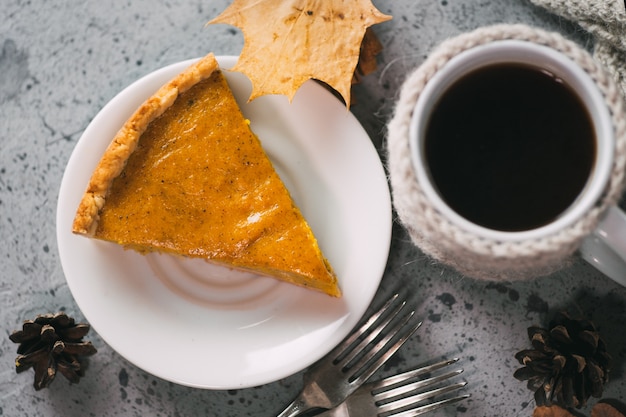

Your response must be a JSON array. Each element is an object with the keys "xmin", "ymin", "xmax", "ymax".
[{"xmin": 72, "ymin": 53, "xmax": 340, "ymax": 297}]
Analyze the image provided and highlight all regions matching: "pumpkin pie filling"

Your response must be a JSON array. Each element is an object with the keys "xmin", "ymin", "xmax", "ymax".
[{"xmin": 72, "ymin": 53, "xmax": 340, "ymax": 297}]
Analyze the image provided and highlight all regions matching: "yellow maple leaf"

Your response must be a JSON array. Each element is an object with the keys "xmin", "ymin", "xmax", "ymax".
[{"xmin": 209, "ymin": 0, "xmax": 391, "ymax": 107}]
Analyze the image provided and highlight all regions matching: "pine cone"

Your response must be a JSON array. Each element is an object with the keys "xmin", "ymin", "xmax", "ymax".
[
  {"xmin": 9, "ymin": 312, "xmax": 97, "ymax": 390},
  {"xmin": 514, "ymin": 312, "xmax": 611, "ymax": 409}
]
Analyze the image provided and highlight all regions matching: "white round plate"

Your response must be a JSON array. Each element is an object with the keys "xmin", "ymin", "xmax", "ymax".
[{"xmin": 56, "ymin": 56, "xmax": 392, "ymax": 389}]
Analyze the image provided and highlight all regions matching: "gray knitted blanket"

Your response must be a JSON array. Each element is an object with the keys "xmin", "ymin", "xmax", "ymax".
[{"xmin": 530, "ymin": 0, "xmax": 626, "ymax": 99}]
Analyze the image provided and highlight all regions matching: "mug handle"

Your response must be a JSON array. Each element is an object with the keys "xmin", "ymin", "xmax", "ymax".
[{"xmin": 579, "ymin": 206, "xmax": 626, "ymax": 286}]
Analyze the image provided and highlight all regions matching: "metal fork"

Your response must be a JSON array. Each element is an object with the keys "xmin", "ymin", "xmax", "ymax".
[
  {"xmin": 276, "ymin": 293, "xmax": 422, "ymax": 417},
  {"xmin": 316, "ymin": 358, "xmax": 469, "ymax": 417}
]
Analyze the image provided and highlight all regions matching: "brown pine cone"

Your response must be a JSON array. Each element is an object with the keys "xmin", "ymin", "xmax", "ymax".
[
  {"xmin": 9, "ymin": 312, "xmax": 97, "ymax": 390},
  {"xmin": 514, "ymin": 312, "xmax": 611, "ymax": 409}
]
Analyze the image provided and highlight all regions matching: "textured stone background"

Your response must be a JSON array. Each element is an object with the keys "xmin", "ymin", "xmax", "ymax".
[{"xmin": 1, "ymin": 1, "xmax": 624, "ymax": 416}]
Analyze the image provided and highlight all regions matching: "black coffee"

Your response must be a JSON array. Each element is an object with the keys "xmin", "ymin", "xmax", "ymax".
[{"xmin": 424, "ymin": 63, "xmax": 596, "ymax": 231}]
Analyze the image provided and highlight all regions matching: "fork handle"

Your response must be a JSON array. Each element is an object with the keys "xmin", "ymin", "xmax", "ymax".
[
  {"xmin": 276, "ymin": 397, "xmax": 311, "ymax": 417},
  {"xmin": 312, "ymin": 403, "xmax": 348, "ymax": 417}
]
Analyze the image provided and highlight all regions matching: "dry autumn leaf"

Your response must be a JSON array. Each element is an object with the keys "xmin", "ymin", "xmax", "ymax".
[
  {"xmin": 354, "ymin": 27, "xmax": 384, "ymax": 83},
  {"xmin": 209, "ymin": 0, "xmax": 391, "ymax": 107},
  {"xmin": 592, "ymin": 403, "xmax": 626, "ymax": 417},
  {"xmin": 533, "ymin": 403, "xmax": 626, "ymax": 417},
  {"xmin": 534, "ymin": 405, "xmax": 576, "ymax": 417}
]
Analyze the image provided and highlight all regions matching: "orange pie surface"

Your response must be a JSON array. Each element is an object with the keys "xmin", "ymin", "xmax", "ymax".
[{"xmin": 72, "ymin": 53, "xmax": 340, "ymax": 297}]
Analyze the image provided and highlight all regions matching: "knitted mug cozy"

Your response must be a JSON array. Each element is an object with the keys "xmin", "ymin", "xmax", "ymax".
[{"xmin": 387, "ymin": 24, "xmax": 626, "ymax": 280}]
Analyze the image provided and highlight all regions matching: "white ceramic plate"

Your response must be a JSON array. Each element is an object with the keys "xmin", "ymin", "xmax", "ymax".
[{"xmin": 56, "ymin": 56, "xmax": 392, "ymax": 389}]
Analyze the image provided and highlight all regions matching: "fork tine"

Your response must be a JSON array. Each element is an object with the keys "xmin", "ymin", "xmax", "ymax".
[
  {"xmin": 374, "ymin": 369, "xmax": 464, "ymax": 400},
  {"xmin": 332, "ymin": 293, "xmax": 419, "ymax": 372},
  {"xmin": 372, "ymin": 358, "xmax": 460, "ymax": 392},
  {"xmin": 390, "ymin": 394, "xmax": 471, "ymax": 417},
  {"xmin": 347, "ymin": 314, "xmax": 422, "ymax": 386},
  {"xmin": 330, "ymin": 293, "xmax": 401, "ymax": 364},
  {"xmin": 377, "ymin": 381, "xmax": 468, "ymax": 414},
  {"xmin": 337, "ymin": 302, "xmax": 408, "ymax": 368}
]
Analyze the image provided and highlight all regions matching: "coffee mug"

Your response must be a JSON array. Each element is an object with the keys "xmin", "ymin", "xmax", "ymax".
[{"xmin": 387, "ymin": 25, "xmax": 626, "ymax": 285}]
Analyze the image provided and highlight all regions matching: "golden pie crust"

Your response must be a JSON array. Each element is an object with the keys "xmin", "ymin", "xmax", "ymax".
[{"xmin": 72, "ymin": 53, "xmax": 340, "ymax": 297}]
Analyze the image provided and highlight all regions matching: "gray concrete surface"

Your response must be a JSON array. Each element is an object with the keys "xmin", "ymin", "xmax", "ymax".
[{"xmin": 1, "ymin": 1, "xmax": 624, "ymax": 416}]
